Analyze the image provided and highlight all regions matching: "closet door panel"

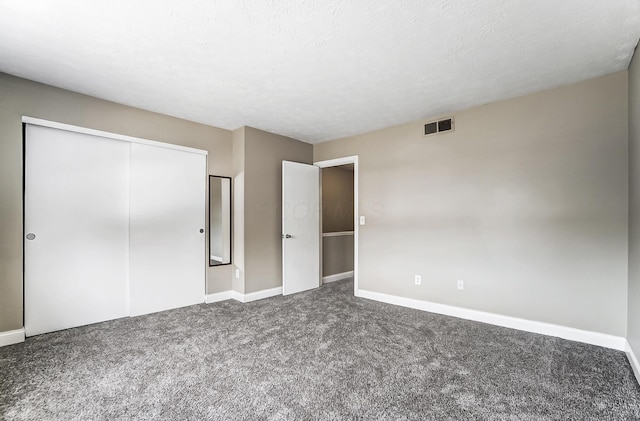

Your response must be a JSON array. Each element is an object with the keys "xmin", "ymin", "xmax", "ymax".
[
  {"xmin": 129, "ymin": 143, "xmax": 206, "ymax": 316},
  {"xmin": 24, "ymin": 125, "xmax": 130, "ymax": 336}
]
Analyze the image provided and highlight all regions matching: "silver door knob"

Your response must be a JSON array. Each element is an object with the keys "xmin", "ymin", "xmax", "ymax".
[
  {"xmin": 285, "ymin": 234, "xmax": 292, "ymax": 239},
  {"xmin": 26, "ymin": 233, "xmax": 36, "ymax": 240}
]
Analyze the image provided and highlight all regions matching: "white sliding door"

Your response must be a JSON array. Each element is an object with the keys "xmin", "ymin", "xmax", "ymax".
[
  {"xmin": 129, "ymin": 143, "xmax": 206, "ymax": 316},
  {"xmin": 24, "ymin": 125, "xmax": 130, "ymax": 336}
]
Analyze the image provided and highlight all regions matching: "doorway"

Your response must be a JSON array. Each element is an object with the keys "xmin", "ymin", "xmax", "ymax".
[{"xmin": 315, "ymin": 156, "xmax": 359, "ymax": 295}]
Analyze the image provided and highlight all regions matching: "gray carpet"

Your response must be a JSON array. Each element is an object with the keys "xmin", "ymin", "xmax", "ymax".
[{"xmin": 1, "ymin": 279, "xmax": 639, "ymax": 420}]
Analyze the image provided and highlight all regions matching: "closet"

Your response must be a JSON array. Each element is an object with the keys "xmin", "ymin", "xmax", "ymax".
[
  {"xmin": 24, "ymin": 120, "xmax": 206, "ymax": 336},
  {"xmin": 321, "ymin": 165, "xmax": 354, "ymax": 284}
]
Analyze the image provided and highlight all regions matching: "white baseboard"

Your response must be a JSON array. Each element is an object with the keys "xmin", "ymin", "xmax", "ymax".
[
  {"xmin": 204, "ymin": 290, "xmax": 234, "ymax": 304},
  {"xmin": 356, "ymin": 289, "xmax": 627, "ymax": 351},
  {"xmin": 0, "ymin": 328, "xmax": 25, "ymax": 347},
  {"xmin": 239, "ymin": 286, "xmax": 283, "ymax": 303},
  {"xmin": 626, "ymin": 340, "xmax": 640, "ymax": 385},
  {"xmin": 205, "ymin": 287, "xmax": 283, "ymax": 304},
  {"xmin": 323, "ymin": 271, "xmax": 354, "ymax": 284}
]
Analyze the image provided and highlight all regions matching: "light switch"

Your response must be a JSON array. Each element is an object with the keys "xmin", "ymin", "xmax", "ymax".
[{"xmin": 359, "ymin": 216, "xmax": 365, "ymax": 225}]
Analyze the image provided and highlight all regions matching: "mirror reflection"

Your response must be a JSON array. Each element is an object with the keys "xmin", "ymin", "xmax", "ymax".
[{"xmin": 209, "ymin": 176, "xmax": 231, "ymax": 266}]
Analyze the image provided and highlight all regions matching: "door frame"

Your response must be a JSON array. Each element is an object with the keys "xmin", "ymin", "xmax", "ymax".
[
  {"xmin": 22, "ymin": 116, "xmax": 206, "ymax": 154},
  {"xmin": 314, "ymin": 156, "xmax": 359, "ymax": 296}
]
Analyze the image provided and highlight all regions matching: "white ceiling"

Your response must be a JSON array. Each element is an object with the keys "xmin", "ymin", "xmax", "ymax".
[{"xmin": 0, "ymin": 1, "xmax": 639, "ymax": 143}]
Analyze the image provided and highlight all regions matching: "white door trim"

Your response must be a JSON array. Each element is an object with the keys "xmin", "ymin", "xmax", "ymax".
[
  {"xmin": 22, "ymin": 116, "xmax": 207, "ymax": 156},
  {"xmin": 314, "ymin": 156, "xmax": 359, "ymax": 295}
]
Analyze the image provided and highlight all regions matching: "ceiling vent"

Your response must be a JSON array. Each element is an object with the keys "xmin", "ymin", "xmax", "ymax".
[{"xmin": 424, "ymin": 117, "xmax": 454, "ymax": 137}]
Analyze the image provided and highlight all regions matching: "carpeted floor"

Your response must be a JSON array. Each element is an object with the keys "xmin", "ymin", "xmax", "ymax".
[{"xmin": 1, "ymin": 279, "xmax": 639, "ymax": 420}]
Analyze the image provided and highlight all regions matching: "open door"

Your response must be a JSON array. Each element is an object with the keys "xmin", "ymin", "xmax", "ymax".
[{"xmin": 282, "ymin": 161, "xmax": 320, "ymax": 295}]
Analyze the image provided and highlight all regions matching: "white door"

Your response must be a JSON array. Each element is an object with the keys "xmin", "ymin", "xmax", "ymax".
[
  {"xmin": 24, "ymin": 125, "xmax": 130, "ymax": 336},
  {"xmin": 129, "ymin": 143, "xmax": 206, "ymax": 316},
  {"xmin": 282, "ymin": 161, "xmax": 320, "ymax": 295}
]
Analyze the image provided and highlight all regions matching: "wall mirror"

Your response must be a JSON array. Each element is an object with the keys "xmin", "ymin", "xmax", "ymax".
[{"xmin": 209, "ymin": 176, "xmax": 231, "ymax": 266}]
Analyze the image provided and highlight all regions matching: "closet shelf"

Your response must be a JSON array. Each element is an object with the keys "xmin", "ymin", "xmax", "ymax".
[{"xmin": 322, "ymin": 231, "xmax": 355, "ymax": 237}]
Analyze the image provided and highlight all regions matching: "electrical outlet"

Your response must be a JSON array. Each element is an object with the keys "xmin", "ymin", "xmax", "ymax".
[
  {"xmin": 235, "ymin": 268, "xmax": 240, "ymax": 279},
  {"xmin": 457, "ymin": 280, "xmax": 464, "ymax": 290},
  {"xmin": 415, "ymin": 275, "xmax": 421, "ymax": 285},
  {"xmin": 359, "ymin": 216, "xmax": 366, "ymax": 225}
]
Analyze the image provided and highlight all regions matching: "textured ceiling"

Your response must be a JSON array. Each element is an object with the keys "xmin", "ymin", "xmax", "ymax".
[{"xmin": 0, "ymin": 1, "xmax": 639, "ymax": 143}]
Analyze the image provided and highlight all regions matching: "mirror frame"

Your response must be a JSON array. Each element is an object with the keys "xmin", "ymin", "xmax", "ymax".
[{"xmin": 209, "ymin": 175, "xmax": 232, "ymax": 267}]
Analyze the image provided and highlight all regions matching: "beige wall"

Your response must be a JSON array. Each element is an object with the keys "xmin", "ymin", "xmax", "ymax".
[
  {"xmin": 234, "ymin": 127, "xmax": 313, "ymax": 294},
  {"xmin": 629, "ymin": 48, "xmax": 640, "ymax": 356},
  {"xmin": 0, "ymin": 73, "xmax": 233, "ymax": 331},
  {"xmin": 323, "ymin": 236, "xmax": 354, "ymax": 276},
  {"xmin": 322, "ymin": 167, "xmax": 354, "ymax": 233},
  {"xmin": 314, "ymin": 71, "xmax": 629, "ymax": 336}
]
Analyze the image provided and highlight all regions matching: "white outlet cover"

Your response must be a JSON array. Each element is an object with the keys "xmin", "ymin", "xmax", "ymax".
[
  {"xmin": 359, "ymin": 216, "xmax": 365, "ymax": 225},
  {"xmin": 457, "ymin": 280, "xmax": 464, "ymax": 290},
  {"xmin": 415, "ymin": 275, "xmax": 421, "ymax": 285}
]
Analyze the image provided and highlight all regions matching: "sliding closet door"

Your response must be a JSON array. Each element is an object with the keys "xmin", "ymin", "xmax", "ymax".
[
  {"xmin": 24, "ymin": 125, "xmax": 130, "ymax": 336},
  {"xmin": 129, "ymin": 143, "xmax": 206, "ymax": 316}
]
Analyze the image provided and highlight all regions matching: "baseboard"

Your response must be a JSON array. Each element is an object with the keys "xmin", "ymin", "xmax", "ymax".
[
  {"xmin": 356, "ymin": 289, "xmax": 626, "ymax": 351},
  {"xmin": 204, "ymin": 290, "xmax": 234, "ymax": 304},
  {"xmin": 239, "ymin": 287, "xmax": 283, "ymax": 303},
  {"xmin": 0, "ymin": 328, "xmax": 25, "ymax": 347},
  {"xmin": 323, "ymin": 271, "xmax": 354, "ymax": 284},
  {"xmin": 205, "ymin": 287, "xmax": 283, "ymax": 304},
  {"xmin": 626, "ymin": 340, "xmax": 640, "ymax": 385}
]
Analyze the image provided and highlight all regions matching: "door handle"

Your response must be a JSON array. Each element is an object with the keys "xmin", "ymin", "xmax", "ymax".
[
  {"xmin": 26, "ymin": 233, "xmax": 36, "ymax": 240},
  {"xmin": 282, "ymin": 234, "xmax": 292, "ymax": 239}
]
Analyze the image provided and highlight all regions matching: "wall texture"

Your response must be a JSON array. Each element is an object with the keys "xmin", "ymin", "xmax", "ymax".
[
  {"xmin": 314, "ymin": 71, "xmax": 629, "ymax": 336},
  {"xmin": 629, "ymin": 49, "xmax": 640, "ymax": 356},
  {"xmin": 235, "ymin": 127, "xmax": 313, "ymax": 294},
  {"xmin": 0, "ymin": 73, "xmax": 233, "ymax": 331}
]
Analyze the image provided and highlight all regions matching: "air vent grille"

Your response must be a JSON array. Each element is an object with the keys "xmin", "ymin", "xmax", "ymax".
[
  {"xmin": 424, "ymin": 117, "xmax": 454, "ymax": 137},
  {"xmin": 424, "ymin": 122, "xmax": 437, "ymax": 135}
]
